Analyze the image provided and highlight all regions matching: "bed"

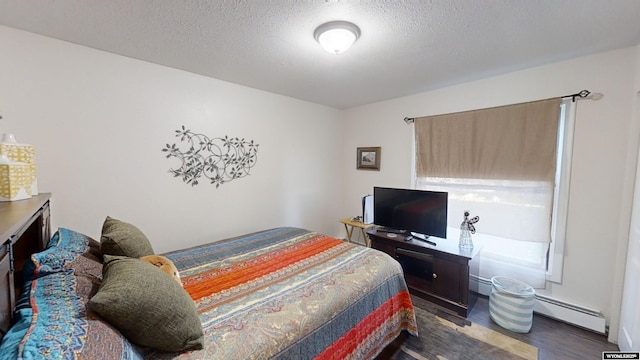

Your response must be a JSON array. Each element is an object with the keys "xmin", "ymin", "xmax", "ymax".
[{"xmin": 0, "ymin": 220, "xmax": 417, "ymax": 359}]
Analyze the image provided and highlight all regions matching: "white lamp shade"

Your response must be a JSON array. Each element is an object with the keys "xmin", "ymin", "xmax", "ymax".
[
  {"xmin": 314, "ymin": 21, "xmax": 360, "ymax": 54},
  {"xmin": 318, "ymin": 28, "xmax": 356, "ymax": 53}
]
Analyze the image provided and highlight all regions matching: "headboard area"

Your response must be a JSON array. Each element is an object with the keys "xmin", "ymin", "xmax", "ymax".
[{"xmin": 0, "ymin": 194, "xmax": 51, "ymax": 339}]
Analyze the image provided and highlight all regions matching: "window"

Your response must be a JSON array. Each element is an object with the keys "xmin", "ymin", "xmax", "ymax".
[{"xmin": 413, "ymin": 98, "xmax": 571, "ymax": 288}]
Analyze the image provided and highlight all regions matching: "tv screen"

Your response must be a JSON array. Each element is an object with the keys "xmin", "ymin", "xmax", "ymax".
[{"xmin": 373, "ymin": 187, "xmax": 448, "ymax": 239}]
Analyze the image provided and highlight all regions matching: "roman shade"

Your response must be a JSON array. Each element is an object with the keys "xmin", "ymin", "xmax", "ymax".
[{"xmin": 415, "ymin": 98, "xmax": 561, "ymax": 182}]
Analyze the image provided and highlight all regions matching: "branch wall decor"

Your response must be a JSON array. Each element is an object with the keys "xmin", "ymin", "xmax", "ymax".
[{"xmin": 162, "ymin": 126, "xmax": 259, "ymax": 187}]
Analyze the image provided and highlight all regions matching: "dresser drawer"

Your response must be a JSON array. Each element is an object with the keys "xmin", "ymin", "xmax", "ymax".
[{"xmin": 0, "ymin": 246, "xmax": 15, "ymax": 335}]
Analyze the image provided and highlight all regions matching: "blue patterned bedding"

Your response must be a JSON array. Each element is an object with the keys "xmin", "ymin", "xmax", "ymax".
[{"xmin": 0, "ymin": 228, "xmax": 143, "ymax": 359}]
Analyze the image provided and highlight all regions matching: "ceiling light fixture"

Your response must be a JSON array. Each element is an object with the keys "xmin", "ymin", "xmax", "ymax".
[{"xmin": 314, "ymin": 21, "xmax": 361, "ymax": 54}]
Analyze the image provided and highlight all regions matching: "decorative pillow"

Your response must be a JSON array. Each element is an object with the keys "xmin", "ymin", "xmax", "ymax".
[
  {"xmin": 140, "ymin": 254, "xmax": 182, "ymax": 287},
  {"xmin": 88, "ymin": 255, "xmax": 204, "ymax": 353},
  {"xmin": 100, "ymin": 216, "xmax": 155, "ymax": 258}
]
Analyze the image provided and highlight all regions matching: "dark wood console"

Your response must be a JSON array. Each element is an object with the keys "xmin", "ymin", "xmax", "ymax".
[
  {"xmin": 0, "ymin": 194, "xmax": 51, "ymax": 338},
  {"xmin": 367, "ymin": 228, "xmax": 479, "ymax": 317}
]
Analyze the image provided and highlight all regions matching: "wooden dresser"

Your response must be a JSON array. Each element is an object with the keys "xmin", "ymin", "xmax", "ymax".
[
  {"xmin": 368, "ymin": 228, "xmax": 480, "ymax": 317},
  {"xmin": 0, "ymin": 193, "xmax": 51, "ymax": 337}
]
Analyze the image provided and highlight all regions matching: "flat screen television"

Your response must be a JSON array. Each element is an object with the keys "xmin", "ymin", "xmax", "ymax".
[{"xmin": 373, "ymin": 187, "xmax": 448, "ymax": 239}]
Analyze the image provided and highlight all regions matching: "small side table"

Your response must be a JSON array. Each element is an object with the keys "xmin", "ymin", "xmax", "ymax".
[{"xmin": 339, "ymin": 217, "xmax": 374, "ymax": 247}]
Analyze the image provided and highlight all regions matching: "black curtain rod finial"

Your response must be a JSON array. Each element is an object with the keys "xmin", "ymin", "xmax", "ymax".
[{"xmin": 563, "ymin": 89, "xmax": 591, "ymax": 102}]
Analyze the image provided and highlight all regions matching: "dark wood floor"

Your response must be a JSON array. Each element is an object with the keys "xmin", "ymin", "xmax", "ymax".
[
  {"xmin": 377, "ymin": 293, "xmax": 619, "ymax": 360},
  {"xmin": 467, "ymin": 294, "xmax": 619, "ymax": 360}
]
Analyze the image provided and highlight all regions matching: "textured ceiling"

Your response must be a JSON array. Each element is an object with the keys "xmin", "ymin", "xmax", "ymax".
[{"xmin": 1, "ymin": 0, "xmax": 640, "ymax": 109}]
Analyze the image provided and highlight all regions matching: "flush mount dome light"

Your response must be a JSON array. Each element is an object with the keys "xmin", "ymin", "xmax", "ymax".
[{"xmin": 314, "ymin": 21, "xmax": 361, "ymax": 54}]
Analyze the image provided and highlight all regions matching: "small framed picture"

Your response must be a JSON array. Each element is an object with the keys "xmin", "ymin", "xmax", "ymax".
[{"xmin": 357, "ymin": 147, "xmax": 381, "ymax": 170}]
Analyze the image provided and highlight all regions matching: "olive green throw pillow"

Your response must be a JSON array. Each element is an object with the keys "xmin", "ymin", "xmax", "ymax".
[
  {"xmin": 88, "ymin": 255, "xmax": 204, "ymax": 352},
  {"xmin": 100, "ymin": 216, "xmax": 155, "ymax": 258}
]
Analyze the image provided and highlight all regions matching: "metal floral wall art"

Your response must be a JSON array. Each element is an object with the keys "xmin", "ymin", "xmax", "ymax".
[{"xmin": 162, "ymin": 126, "xmax": 259, "ymax": 188}]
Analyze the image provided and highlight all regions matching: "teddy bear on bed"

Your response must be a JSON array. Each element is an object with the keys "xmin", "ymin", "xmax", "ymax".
[{"xmin": 139, "ymin": 255, "xmax": 182, "ymax": 287}]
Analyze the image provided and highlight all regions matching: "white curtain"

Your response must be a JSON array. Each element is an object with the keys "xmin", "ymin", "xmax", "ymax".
[{"xmin": 416, "ymin": 177, "xmax": 550, "ymax": 288}]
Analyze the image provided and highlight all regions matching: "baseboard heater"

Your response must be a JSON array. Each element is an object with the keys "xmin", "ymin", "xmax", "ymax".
[{"xmin": 471, "ymin": 274, "xmax": 606, "ymax": 334}]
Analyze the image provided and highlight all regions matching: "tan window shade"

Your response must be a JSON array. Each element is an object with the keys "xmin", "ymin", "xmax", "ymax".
[{"xmin": 415, "ymin": 98, "xmax": 561, "ymax": 182}]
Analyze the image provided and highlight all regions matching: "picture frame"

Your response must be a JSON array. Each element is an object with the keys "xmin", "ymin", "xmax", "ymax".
[{"xmin": 357, "ymin": 147, "xmax": 381, "ymax": 170}]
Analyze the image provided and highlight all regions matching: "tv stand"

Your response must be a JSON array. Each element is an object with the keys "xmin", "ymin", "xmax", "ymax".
[{"xmin": 367, "ymin": 228, "xmax": 480, "ymax": 317}]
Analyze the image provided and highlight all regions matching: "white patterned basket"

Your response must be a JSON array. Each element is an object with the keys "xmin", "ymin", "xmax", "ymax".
[{"xmin": 489, "ymin": 276, "xmax": 536, "ymax": 333}]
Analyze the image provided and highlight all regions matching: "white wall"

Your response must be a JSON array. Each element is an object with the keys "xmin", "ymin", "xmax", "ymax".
[
  {"xmin": 342, "ymin": 47, "xmax": 639, "ymax": 339},
  {"xmin": 0, "ymin": 26, "xmax": 345, "ymax": 253}
]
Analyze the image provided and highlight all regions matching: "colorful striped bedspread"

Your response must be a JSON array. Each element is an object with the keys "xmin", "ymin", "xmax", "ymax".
[
  {"xmin": 0, "ymin": 227, "xmax": 417, "ymax": 360},
  {"xmin": 152, "ymin": 227, "xmax": 418, "ymax": 360}
]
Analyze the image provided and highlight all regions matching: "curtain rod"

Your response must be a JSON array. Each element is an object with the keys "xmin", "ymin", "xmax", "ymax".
[{"xmin": 403, "ymin": 89, "xmax": 591, "ymax": 124}]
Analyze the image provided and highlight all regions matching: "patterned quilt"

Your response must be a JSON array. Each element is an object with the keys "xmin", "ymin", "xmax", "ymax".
[{"xmin": 0, "ymin": 227, "xmax": 417, "ymax": 360}]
